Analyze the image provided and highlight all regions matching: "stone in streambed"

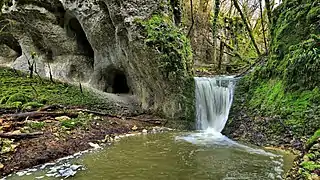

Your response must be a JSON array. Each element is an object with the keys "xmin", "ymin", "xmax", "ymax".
[
  {"xmin": 88, "ymin": 142, "xmax": 101, "ymax": 149},
  {"xmin": 142, "ymin": 129, "xmax": 148, "ymax": 134}
]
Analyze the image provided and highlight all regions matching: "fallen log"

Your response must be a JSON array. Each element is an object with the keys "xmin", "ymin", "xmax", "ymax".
[
  {"xmin": 74, "ymin": 108, "xmax": 167, "ymax": 124},
  {"xmin": 2, "ymin": 111, "xmax": 78, "ymax": 121},
  {"xmin": 127, "ymin": 117, "xmax": 166, "ymax": 124},
  {"xmin": 0, "ymin": 132, "xmax": 43, "ymax": 139}
]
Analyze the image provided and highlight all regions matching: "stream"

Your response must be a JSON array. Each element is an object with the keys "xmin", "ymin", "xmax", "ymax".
[
  {"xmin": 4, "ymin": 76, "xmax": 296, "ymax": 179},
  {"xmin": 5, "ymin": 132, "xmax": 294, "ymax": 180}
]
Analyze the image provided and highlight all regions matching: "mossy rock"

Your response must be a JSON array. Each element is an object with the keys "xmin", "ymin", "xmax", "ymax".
[
  {"xmin": 138, "ymin": 14, "xmax": 193, "ymax": 79},
  {"xmin": 6, "ymin": 93, "xmax": 31, "ymax": 104}
]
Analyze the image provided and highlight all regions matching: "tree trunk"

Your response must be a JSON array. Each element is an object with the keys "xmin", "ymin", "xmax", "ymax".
[
  {"xmin": 265, "ymin": 0, "xmax": 272, "ymax": 26},
  {"xmin": 187, "ymin": 0, "xmax": 194, "ymax": 37},
  {"xmin": 259, "ymin": 0, "xmax": 268, "ymax": 54},
  {"xmin": 232, "ymin": 0, "xmax": 261, "ymax": 56},
  {"xmin": 218, "ymin": 41, "xmax": 224, "ymax": 71},
  {"xmin": 212, "ymin": 0, "xmax": 220, "ymax": 63}
]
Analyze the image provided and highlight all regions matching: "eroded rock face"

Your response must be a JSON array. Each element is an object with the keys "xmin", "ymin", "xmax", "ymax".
[{"xmin": 0, "ymin": 0, "xmax": 195, "ymax": 124}]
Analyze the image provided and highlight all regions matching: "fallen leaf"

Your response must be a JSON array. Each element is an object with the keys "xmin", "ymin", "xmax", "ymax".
[{"xmin": 0, "ymin": 163, "xmax": 4, "ymax": 169}]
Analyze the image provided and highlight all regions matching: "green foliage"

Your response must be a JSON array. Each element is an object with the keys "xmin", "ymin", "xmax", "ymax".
[
  {"xmin": 0, "ymin": 96, "xmax": 9, "ymax": 104},
  {"xmin": 28, "ymin": 121, "xmax": 46, "ymax": 130},
  {"xmin": 306, "ymin": 129, "xmax": 320, "ymax": 147},
  {"xmin": 6, "ymin": 93, "xmax": 31, "ymax": 104},
  {"xmin": 300, "ymin": 161, "xmax": 320, "ymax": 172},
  {"xmin": 284, "ymin": 35, "xmax": 320, "ymax": 91},
  {"xmin": 237, "ymin": 0, "xmax": 320, "ymax": 137},
  {"xmin": 0, "ymin": 67, "xmax": 109, "ymax": 109},
  {"xmin": 22, "ymin": 102, "xmax": 44, "ymax": 110},
  {"xmin": 266, "ymin": 0, "xmax": 320, "ymax": 78},
  {"xmin": 244, "ymin": 78, "xmax": 320, "ymax": 135},
  {"xmin": 61, "ymin": 112, "xmax": 93, "ymax": 129},
  {"xmin": 138, "ymin": 15, "xmax": 193, "ymax": 79}
]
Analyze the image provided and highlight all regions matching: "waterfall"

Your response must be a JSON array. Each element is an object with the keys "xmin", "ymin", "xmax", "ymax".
[
  {"xmin": 177, "ymin": 77, "xmax": 277, "ymax": 157},
  {"xmin": 195, "ymin": 76, "xmax": 236, "ymax": 133}
]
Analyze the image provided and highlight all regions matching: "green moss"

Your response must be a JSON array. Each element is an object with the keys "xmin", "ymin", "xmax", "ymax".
[
  {"xmin": 61, "ymin": 113, "xmax": 93, "ymax": 130},
  {"xmin": 28, "ymin": 121, "xmax": 46, "ymax": 130},
  {"xmin": 284, "ymin": 35, "xmax": 320, "ymax": 91},
  {"xmin": 6, "ymin": 93, "xmax": 31, "ymax": 104},
  {"xmin": 138, "ymin": 14, "xmax": 193, "ymax": 79},
  {"xmin": 300, "ymin": 161, "xmax": 320, "ymax": 172},
  {"xmin": 180, "ymin": 77, "xmax": 195, "ymax": 128},
  {"xmin": 306, "ymin": 129, "xmax": 320, "ymax": 147},
  {"xmin": 265, "ymin": 0, "xmax": 319, "ymax": 79},
  {"xmin": 2, "ymin": 102, "xmax": 23, "ymax": 109},
  {"xmin": 245, "ymin": 78, "xmax": 320, "ymax": 135},
  {"xmin": 22, "ymin": 102, "xmax": 44, "ymax": 110},
  {"xmin": 0, "ymin": 67, "xmax": 110, "ymax": 110},
  {"xmin": 0, "ymin": 96, "xmax": 9, "ymax": 104},
  {"xmin": 306, "ymin": 153, "xmax": 317, "ymax": 161}
]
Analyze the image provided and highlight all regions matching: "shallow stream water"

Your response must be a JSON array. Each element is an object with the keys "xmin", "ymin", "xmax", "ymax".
[{"xmin": 6, "ymin": 131, "xmax": 295, "ymax": 180}]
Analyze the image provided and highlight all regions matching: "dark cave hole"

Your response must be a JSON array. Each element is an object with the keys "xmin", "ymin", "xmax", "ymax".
[
  {"xmin": 68, "ymin": 18, "xmax": 94, "ymax": 60},
  {"xmin": 112, "ymin": 70, "xmax": 130, "ymax": 94},
  {"xmin": 0, "ymin": 35, "xmax": 22, "ymax": 57}
]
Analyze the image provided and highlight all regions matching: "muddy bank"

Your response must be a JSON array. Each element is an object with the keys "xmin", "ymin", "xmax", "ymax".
[{"xmin": 0, "ymin": 106, "xmax": 164, "ymax": 177}]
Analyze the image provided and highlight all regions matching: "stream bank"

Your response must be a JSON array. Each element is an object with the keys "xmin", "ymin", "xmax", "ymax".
[
  {"xmin": 0, "ymin": 106, "xmax": 164, "ymax": 177},
  {"xmin": 0, "ymin": 67, "xmax": 166, "ymax": 177}
]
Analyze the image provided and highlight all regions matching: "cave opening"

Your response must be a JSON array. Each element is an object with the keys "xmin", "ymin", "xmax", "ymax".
[
  {"xmin": 111, "ymin": 70, "xmax": 130, "ymax": 94},
  {"xmin": 0, "ymin": 35, "xmax": 22, "ymax": 57},
  {"xmin": 68, "ymin": 18, "xmax": 94, "ymax": 58},
  {"xmin": 103, "ymin": 68, "xmax": 131, "ymax": 94},
  {"xmin": 66, "ymin": 16, "xmax": 94, "ymax": 62}
]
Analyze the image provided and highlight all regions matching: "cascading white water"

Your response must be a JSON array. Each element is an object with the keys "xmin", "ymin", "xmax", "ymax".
[
  {"xmin": 195, "ymin": 76, "xmax": 236, "ymax": 132},
  {"xmin": 176, "ymin": 76, "xmax": 278, "ymax": 157}
]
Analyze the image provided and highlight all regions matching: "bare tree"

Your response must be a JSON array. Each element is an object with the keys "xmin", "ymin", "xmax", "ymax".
[
  {"xmin": 259, "ymin": 0, "xmax": 268, "ymax": 54},
  {"xmin": 211, "ymin": 0, "xmax": 220, "ymax": 63},
  {"xmin": 232, "ymin": 0, "xmax": 261, "ymax": 56}
]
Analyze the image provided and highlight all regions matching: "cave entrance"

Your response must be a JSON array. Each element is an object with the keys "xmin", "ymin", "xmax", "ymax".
[
  {"xmin": 111, "ymin": 70, "xmax": 130, "ymax": 94},
  {"xmin": 68, "ymin": 18, "xmax": 94, "ymax": 58},
  {"xmin": 0, "ymin": 35, "xmax": 22, "ymax": 57}
]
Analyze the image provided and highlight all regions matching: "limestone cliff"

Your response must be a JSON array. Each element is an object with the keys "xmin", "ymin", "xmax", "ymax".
[{"xmin": 0, "ymin": 0, "xmax": 195, "ymax": 126}]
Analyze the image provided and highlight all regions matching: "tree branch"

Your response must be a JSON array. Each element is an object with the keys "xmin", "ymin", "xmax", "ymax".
[{"xmin": 232, "ymin": 0, "xmax": 261, "ymax": 56}]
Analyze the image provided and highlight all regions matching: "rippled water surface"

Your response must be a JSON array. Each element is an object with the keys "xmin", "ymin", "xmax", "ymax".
[{"xmin": 7, "ymin": 132, "xmax": 295, "ymax": 180}]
